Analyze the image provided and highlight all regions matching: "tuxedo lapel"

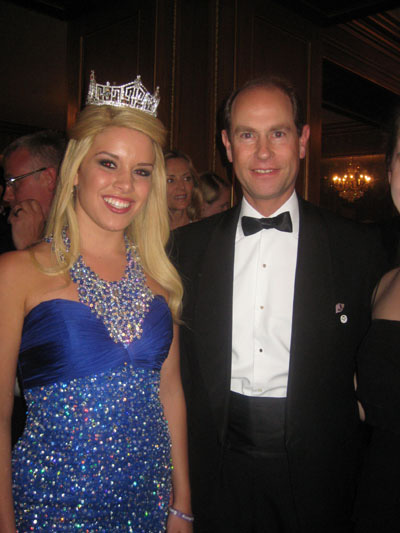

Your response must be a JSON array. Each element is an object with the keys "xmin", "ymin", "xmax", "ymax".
[
  {"xmin": 193, "ymin": 206, "xmax": 240, "ymax": 440},
  {"xmin": 286, "ymin": 200, "xmax": 336, "ymax": 434}
]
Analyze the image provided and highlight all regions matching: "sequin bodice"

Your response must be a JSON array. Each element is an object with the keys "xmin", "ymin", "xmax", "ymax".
[
  {"xmin": 18, "ymin": 296, "xmax": 172, "ymax": 389},
  {"xmin": 13, "ymin": 296, "xmax": 173, "ymax": 532}
]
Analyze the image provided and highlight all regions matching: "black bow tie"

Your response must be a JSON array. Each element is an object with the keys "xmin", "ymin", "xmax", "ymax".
[{"xmin": 241, "ymin": 212, "xmax": 293, "ymax": 236}]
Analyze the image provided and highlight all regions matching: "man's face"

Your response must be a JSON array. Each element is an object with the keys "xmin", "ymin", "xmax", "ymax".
[
  {"xmin": 222, "ymin": 86, "xmax": 309, "ymax": 216},
  {"xmin": 3, "ymin": 147, "xmax": 49, "ymax": 210}
]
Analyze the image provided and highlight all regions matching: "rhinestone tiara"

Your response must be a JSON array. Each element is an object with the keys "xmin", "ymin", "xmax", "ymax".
[{"xmin": 86, "ymin": 70, "xmax": 160, "ymax": 117}]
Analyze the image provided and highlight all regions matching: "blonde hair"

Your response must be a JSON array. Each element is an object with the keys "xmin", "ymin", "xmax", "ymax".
[
  {"xmin": 199, "ymin": 171, "xmax": 230, "ymax": 205},
  {"xmin": 45, "ymin": 105, "xmax": 183, "ymax": 321},
  {"xmin": 164, "ymin": 149, "xmax": 203, "ymax": 221}
]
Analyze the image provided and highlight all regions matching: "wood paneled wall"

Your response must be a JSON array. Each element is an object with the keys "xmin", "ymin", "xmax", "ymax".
[
  {"xmin": 64, "ymin": 0, "xmax": 322, "ymax": 202},
  {"xmin": 0, "ymin": 1, "xmax": 68, "ymax": 143},
  {"xmin": 4, "ymin": 1, "xmax": 396, "ymax": 205}
]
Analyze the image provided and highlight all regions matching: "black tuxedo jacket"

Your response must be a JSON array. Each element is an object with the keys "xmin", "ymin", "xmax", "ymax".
[{"xmin": 171, "ymin": 198, "xmax": 385, "ymax": 532}]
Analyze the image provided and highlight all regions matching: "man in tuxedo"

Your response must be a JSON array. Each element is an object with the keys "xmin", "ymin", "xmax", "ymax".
[{"xmin": 171, "ymin": 77, "xmax": 384, "ymax": 532}]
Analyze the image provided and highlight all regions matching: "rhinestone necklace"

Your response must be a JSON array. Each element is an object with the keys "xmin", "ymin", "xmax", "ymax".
[{"xmin": 65, "ymin": 233, "xmax": 154, "ymax": 347}]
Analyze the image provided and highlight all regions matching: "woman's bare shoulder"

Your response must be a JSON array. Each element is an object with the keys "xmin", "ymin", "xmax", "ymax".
[
  {"xmin": 0, "ymin": 242, "xmax": 55, "ymax": 293},
  {"xmin": 373, "ymin": 267, "xmax": 400, "ymax": 320},
  {"xmin": 0, "ymin": 249, "xmax": 33, "ymax": 278},
  {"xmin": 0, "ymin": 241, "xmax": 52, "ymax": 269}
]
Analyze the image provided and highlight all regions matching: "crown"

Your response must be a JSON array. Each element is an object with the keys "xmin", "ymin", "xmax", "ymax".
[{"xmin": 86, "ymin": 70, "xmax": 160, "ymax": 117}]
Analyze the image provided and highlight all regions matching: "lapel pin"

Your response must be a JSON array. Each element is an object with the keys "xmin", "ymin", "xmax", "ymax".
[
  {"xmin": 340, "ymin": 314, "xmax": 348, "ymax": 324},
  {"xmin": 335, "ymin": 303, "xmax": 345, "ymax": 313}
]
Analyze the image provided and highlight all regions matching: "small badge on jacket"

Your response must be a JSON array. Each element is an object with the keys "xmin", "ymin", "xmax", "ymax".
[
  {"xmin": 335, "ymin": 303, "xmax": 347, "ymax": 323},
  {"xmin": 335, "ymin": 303, "xmax": 345, "ymax": 313}
]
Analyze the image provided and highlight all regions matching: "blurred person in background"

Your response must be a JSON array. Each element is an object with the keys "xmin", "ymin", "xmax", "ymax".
[
  {"xmin": 165, "ymin": 150, "xmax": 202, "ymax": 229},
  {"xmin": 2, "ymin": 130, "xmax": 66, "ymax": 250},
  {"xmin": 199, "ymin": 171, "xmax": 232, "ymax": 218}
]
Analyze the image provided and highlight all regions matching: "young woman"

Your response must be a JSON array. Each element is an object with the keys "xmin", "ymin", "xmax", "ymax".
[
  {"xmin": 164, "ymin": 150, "xmax": 202, "ymax": 230},
  {"xmin": 0, "ymin": 77, "xmax": 192, "ymax": 532}
]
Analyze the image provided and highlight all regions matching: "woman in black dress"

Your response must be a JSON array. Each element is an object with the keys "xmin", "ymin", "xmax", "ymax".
[{"xmin": 356, "ymin": 108, "xmax": 400, "ymax": 532}]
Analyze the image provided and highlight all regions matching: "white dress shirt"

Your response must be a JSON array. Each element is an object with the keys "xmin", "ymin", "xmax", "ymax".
[{"xmin": 231, "ymin": 192, "xmax": 299, "ymax": 397}]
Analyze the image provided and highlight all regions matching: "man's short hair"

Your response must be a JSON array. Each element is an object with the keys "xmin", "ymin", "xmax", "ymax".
[
  {"xmin": 223, "ymin": 76, "xmax": 305, "ymax": 138},
  {"xmin": 386, "ymin": 106, "xmax": 400, "ymax": 171},
  {"xmin": 3, "ymin": 130, "xmax": 67, "ymax": 173}
]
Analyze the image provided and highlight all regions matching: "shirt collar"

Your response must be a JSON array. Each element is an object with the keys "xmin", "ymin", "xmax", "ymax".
[{"xmin": 236, "ymin": 191, "xmax": 300, "ymax": 241}]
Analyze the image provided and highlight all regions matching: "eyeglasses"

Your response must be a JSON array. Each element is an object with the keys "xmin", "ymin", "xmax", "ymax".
[{"xmin": 4, "ymin": 167, "xmax": 48, "ymax": 190}]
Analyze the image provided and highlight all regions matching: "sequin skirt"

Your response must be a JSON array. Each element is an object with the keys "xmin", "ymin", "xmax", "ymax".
[{"xmin": 12, "ymin": 364, "xmax": 172, "ymax": 532}]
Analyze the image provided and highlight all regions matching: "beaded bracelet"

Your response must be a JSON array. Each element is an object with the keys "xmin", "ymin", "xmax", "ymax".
[{"xmin": 169, "ymin": 506, "xmax": 195, "ymax": 522}]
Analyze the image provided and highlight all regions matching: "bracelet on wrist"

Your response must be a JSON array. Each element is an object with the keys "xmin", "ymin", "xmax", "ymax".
[{"xmin": 169, "ymin": 506, "xmax": 194, "ymax": 522}]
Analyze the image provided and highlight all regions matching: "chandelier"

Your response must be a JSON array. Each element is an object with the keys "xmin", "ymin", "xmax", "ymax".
[{"xmin": 331, "ymin": 160, "xmax": 372, "ymax": 202}]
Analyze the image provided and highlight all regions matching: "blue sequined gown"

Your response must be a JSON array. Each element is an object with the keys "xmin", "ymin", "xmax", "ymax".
[{"xmin": 12, "ymin": 296, "xmax": 173, "ymax": 532}]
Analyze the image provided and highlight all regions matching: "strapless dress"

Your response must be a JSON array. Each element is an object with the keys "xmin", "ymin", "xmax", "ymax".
[
  {"xmin": 355, "ymin": 319, "xmax": 400, "ymax": 532},
  {"xmin": 12, "ymin": 296, "xmax": 173, "ymax": 532}
]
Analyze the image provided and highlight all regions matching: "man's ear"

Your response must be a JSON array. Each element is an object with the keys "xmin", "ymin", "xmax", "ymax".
[
  {"xmin": 43, "ymin": 167, "xmax": 57, "ymax": 192},
  {"xmin": 388, "ymin": 169, "xmax": 392, "ymax": 185},
  {"xmin": 221, "ymin": 130, "xmax": 233, "ymax": 163},
  {"xmin": 299, "ymin": 124, "xmax": 310, "ymax": 160}
]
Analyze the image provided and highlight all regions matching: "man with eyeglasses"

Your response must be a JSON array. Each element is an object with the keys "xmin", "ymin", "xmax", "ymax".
[{"xmin": 2, "ymin": 130, "xmax": 66, "ymax": 250}]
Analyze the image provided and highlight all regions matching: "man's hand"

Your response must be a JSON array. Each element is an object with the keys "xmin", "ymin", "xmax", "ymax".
[{"xmin": 8, "ymin": 199, "xmax": 46, "ymax": 250}]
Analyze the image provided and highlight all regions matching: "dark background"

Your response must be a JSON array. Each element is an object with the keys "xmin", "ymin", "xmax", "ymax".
[{"xmin": 1, "ymin": 0, "xmax": 399, "ymax": 222}]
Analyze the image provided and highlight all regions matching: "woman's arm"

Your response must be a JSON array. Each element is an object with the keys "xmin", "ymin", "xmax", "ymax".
[
  {"xmin": 372, "ymin": 267, "xmax": 400, "ymax": 320},
  {"xmin": 160, "ymin": 324, "xmax": 193, "ymax": 533},
  {"xmin": 0, "ymin": 252, "xmax": 27, "ymax": 531}
]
